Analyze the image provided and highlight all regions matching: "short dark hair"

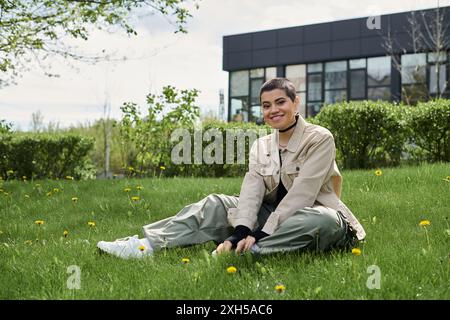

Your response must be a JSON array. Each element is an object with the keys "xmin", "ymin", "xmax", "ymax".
[{"xmin": 260, "ymin": 78, "xmax": 297, "ymax": 102}]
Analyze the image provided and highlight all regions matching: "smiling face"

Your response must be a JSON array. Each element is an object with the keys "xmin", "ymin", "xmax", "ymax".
[{"xmin": 261, "ymin": 89, "xmax": 299, "ymax": 130}]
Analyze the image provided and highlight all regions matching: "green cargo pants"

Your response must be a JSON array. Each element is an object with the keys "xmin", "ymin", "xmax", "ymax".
[{"xmin": 142, "ymin": 193, "xmax": 351, "ymax": 254}]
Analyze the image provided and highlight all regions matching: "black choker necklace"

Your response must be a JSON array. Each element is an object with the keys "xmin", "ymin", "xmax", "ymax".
[{"xmin": 279, "ymin": 115, "xmax": 298, "ymax": 133}]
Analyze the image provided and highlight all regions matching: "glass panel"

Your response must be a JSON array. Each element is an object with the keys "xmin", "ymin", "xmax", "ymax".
[
  {"xmin": 286, "ymin": 64, "xmax": 306, "ymax": 91},
  {"xmin": 368, "ymin": 87, "xmax": 391, "ymax": 100},
  {"xmin": 325, "ymin": 90, "xmax": 347, "ymax": 104},
  {"xmin": 250, "ymin": 68, "xmax": 264, "ymax": 78},
  {"xmin": 265, "ymin": 67, "xmax": 277, "ymax": 81},
  {"xmin": 307, "ymin": 103, "xmax": 322, "ymax": 117},
  {"xmin": 307, "ymin": 73, "xmax": 322, "ymax": 101},
  {"xmin": 250, "ymin": 105, "xmax": 263, "ymax": 122},
  {"xmin": 428, "ymin": 51, "xmax": 446, "ymax": 62},
  {"xmin": 250, "ymin": 78, "xmax": 264, "ymax": 105},
  {"xmin": 230, "ymin": 70, "xmax": 249, "ymax": 97},
  {"xmin": 429, "ymin": 64, "xmax": 447, "ymax": 94},
  {"xmin": 325, "ymin": 61, "xmax": 347, "ymax": 89},
  {"xmin": 308, "ymin": 63, "xmax": 322, "ymax": 73},
  {"xmin": 401, "ymin": 53, "xmax": 426, "ymax": 84},
  {"xmin": 230, "ymin": 97, "xmax": 249, "ymax": 122},
  {"xmin": 350, "ymin": 58, "xmax": 366, "ymax": 69},
  {"xmin": 367, "ymin": 56, "xmax": 391, "ymax": 86},
  {"xmin": 350, "ymin": 69, "xmax": 366, "ymax": 99},
  {"xmin": 298, "ymin": 92, "xmax": 306, "ymax": 118}
]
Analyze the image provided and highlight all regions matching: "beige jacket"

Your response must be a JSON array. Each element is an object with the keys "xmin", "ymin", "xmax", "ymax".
[{"xmin": 228, "ymin": 116, "xmax": 366, "ymax": 240}]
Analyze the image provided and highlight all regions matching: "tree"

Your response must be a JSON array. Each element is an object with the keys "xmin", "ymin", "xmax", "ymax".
[
  {"xmin": 383, "ymin": 5, "xmax": 450, "ymax": 104},
  {"xmin": 30, "ymin": 110, "xmax": 44, "ymax": 132},
  {"xmin": 0, "ymin": 0, "xmax": 199, "ymax": 87}
]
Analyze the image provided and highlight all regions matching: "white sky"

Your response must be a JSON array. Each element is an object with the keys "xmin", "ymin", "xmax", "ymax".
[{"xmin": 1, "ymin": 0, "xmax": 449, "ymax": 130}]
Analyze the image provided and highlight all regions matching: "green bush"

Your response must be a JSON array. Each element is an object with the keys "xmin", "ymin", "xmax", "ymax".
[
  {"xmin": 169, "ymin": 120, "xmax": 271, "ymax": 177},
  {"xmin": 0, "ymin": 133, "xmax": 95, "ymax": 180},
  {"xmin": 406, "ymin": 99, "xmax": 450, "ymax": 162},
  {"xmin": 311, "ymin": 101, "xmax": 409, "ymax": 169}
]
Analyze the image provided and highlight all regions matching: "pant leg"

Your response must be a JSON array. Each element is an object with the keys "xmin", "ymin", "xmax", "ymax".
[
  {"xmin": 254, "ymin": 205, "xmax": 348, "ymax": 255},
  {"xmin": 142, "ymin": 193, "xmax": 238, "ymax": 250}
]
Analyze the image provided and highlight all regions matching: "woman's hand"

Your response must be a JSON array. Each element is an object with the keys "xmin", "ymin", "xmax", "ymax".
[
  {"xmin": 215, "ymin": 240, "xmax": 233, "ymax": 255},
  {"xmin": 235, "ymin": 236, "xmax": 256, "ymax": 254}
]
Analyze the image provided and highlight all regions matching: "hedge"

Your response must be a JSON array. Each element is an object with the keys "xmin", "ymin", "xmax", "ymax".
[{"xmin": 0, "ymin": 133, "xmax": 95, "ymax": 180}]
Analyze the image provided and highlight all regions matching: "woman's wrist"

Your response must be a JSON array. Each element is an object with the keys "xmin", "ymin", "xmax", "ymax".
[{"xmin": 226, "ymin": 225, "xmax": 251, "ymax": 246}]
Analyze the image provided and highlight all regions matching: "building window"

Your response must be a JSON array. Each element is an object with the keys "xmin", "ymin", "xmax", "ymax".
[
  {"xmin": 324, "ymin": 61, "xmax": 347, "ymax": 104},
  {"xmin": 230, "ymin": 70, "xmax": 249, "ymax": 122},
  {"xmin": 286, "ymin": 64, "xmax": 306, "ymax": 117},
  {"xmin": 367, "ymin": 56, "xmax": 391, "ymax": 101},
  {"xmin": 401, "ymin": 53, "xmax": 427, "ymax": 103},
  {"xmin": 306, "ymin": 63, "xmax": 324, "ymax": 117},
  {"xmin": 428, "ymin": 51, "xmax": 448, "ymax": 96},
  {"xmin": 349, "ymin": 59, "xmax": 367, "ymax": 100}
]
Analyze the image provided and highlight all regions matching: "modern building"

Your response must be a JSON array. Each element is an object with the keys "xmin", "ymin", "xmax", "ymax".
[{"xmin": 223, "ymin": 6, "xmax": 450, "ymax": 122}]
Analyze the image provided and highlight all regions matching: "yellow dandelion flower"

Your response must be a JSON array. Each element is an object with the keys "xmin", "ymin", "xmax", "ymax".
[
  {"xmin": 443, "ymin": 176, "xmax": 450, "ymax": 182},
  {"xmin": 136, "ymin": 186, "xmax": 143, "ymax": 190},
  {"xmin": 46, "ymin": 191, "xmax": 52, "ymax": 197},
  {"xmin": 182, "ymin": 258, "xmax": 190, "ymax": 264},
  {"xmin": 63, "ymin": 230, "xmax": 69, "ymax": 237},
  {"xmin": 124, "ymin": 187, "xmax": 131, "ymax": 192},
  {"xmin": 138, "ymin": 245, "xmax": 146, "ymax": 252},
  {"xmin": 87, "ymin": 221, "xmax": 96, "ymax": 228},
  {"xmin": 160, "ymin": 166, "xmax": 166, "ymax": 171},
  {"xmin": 351, "ymin": 248, "xmax": 362, "ymax": 256},
  {"xmin": 419, "ymin": 220, "xmax": 431, "ymax": 227},
  {"xmin": 128, "ymin": 166, "xmax": 134, "ymax": 172},
  {"xmin": 131, "ymin": 196, "xmax": 140, "ymax": 201},
  {"xmin": 375, "ymin": 170, "xmax": 382, "ymax": 177},
  {"xmin": 53, "ymin": 188, "xmax": 59, "ymax": 193},
  {"xmin": 275, "ymin": 284, "xmax": 286, "ymax": 293},
  {"xmin": 226, "ymin": 266, "xmax": 237, "ymax": 274},
  {"xmin": 35, "ymin": 220, "xmax": 45, "ymax": 226},
  {"xmin": 71, "ymin": 197, "xmax": 78, "ymax": 203}
]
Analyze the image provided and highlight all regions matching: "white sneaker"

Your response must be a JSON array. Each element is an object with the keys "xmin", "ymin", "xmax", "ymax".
[{"xmin": 97, "ymin": 235, "xmax": 153, "ymax": 259}]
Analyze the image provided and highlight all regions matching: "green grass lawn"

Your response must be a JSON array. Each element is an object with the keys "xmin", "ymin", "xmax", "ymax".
[{"xmin": 0, "ymin": 163, "xmax": 449, "ymax": 299}]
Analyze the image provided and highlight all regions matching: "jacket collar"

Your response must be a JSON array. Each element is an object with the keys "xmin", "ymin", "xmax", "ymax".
[{"xmin": 270, "ymin": 115, "xmax": 307, "ymax": 165}]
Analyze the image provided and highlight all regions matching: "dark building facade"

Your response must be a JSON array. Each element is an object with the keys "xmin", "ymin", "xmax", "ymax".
[{"xmin": 223, "ymin": 6, "xmax": 450, "ymax": 122}]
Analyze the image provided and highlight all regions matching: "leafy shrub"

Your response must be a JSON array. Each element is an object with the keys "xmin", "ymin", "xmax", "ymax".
[
  {"xmin": 311, "ymin": 101, "xmax": 409, "ymax": 169},
  {"xmin": 406, "ymin": 99, "xmax": 450, "ymax": 162},
  {"xmin": 0, "ymin": 133, "xmax": 95, "ymax": 180}
]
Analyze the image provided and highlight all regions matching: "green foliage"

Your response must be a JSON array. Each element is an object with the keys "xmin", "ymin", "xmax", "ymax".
[
  {"xmin": 406, "ymin": 99, "xmax": 450, "ymax": 162},
  {"xmin": 0, "ymin": 133, "xmax": 95, "ymax": 180},
  {"xmin": 0, "ymin": 120, "xmax": 12, "ymax": 134},
  {"xmin": 0, "ymin": 0, "xmax": 198, "ymax": 87},
  {"xmin": 120, "ymin": 85, "xmax": 201, "ymax": 176},
  {"xmin": 311, "ymin": 101, "xmax": 409, "ymax": 169}
]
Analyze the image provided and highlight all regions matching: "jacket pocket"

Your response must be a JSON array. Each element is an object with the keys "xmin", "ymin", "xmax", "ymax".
[
  {"xmin": 284, "ymin": 159, "xmax": 304, "ymax": 186},
  {"xmin": 256, "ymin": 164, "xmax": 275, "ymax": 192}
]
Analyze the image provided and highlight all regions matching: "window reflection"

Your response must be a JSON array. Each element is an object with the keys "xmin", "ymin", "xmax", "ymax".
[
  {"xmin": 325, "ymin": 61, "xmax": 347, "ymax": 90},
  {"xmin": 230, "ymin": 70, "xmax": 249, "ymax": 97},
  {"xmin": 308, "ymin": 74, "xmax": 322, "ymax": 101},
  {"xmin": 367, "ymin": 56, "xmax": 391, "ymax": 86},
  {"xmin": 401, "ymin": 53, "xmax": 426, "ymax": 84}
]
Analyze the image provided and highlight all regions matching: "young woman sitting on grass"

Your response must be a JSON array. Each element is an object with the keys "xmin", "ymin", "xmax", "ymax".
[{"xmin": 97, "ymin": 78, "xmax": 366, "ymax": 259}]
